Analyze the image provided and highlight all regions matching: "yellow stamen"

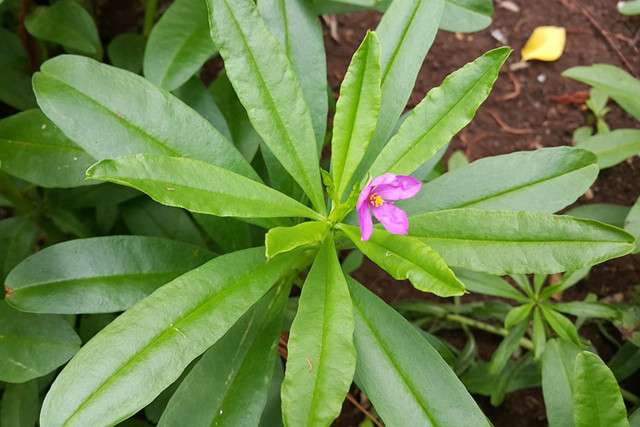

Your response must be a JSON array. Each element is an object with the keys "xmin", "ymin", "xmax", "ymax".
[{"xmin": 369, "ymin": 193, "xmax": 384, "ymax": 208}]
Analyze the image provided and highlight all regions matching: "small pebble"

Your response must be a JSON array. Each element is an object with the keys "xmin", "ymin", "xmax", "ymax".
[
  {"xmin": 491, "ymin": 29, "xmax": 508, "ymax": 44},
  {"xmin": 498, "ymin": 0, "xmax": 520, "ymax": 12},
  {"xmin": 537, "ymin": 73, "xmax": 547, "ymax": 83}
]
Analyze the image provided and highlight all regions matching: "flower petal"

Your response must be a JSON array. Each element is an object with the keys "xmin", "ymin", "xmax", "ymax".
[
  {"xmin": 358, "ymin": 206, "xmax": 374, "ymax": 241},
  {"xmin": 370, "ymin": 173, "xmax": 397, "ymax": 187},
  {"xmin": 372, "ymin": 203, "xmax": 409, "ymax": 235},
  {"xmin": 356, "ymin": 181, "xmax": 372, "ymax": 211},
  {"xmin": 375, "ymin": 175, "xmax": 422, "ymax": 201}
]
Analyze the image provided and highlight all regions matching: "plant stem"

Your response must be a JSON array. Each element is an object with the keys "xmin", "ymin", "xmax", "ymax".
[
  {"xmin": 621, "ymin": 388, "xmax": 640, "ymax": 405},
  {"xmin": 441, "ymin": 314, "xmax": 534, "ymax": 350},
  {"xmin": 143, "ymin": 0, "xmax": 158, "ymax": 38}
]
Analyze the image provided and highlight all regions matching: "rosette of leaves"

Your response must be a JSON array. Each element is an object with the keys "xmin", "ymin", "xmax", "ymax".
[{"xmin": 0, "ymin": 0, "xmax": 637, "ymax": 426}]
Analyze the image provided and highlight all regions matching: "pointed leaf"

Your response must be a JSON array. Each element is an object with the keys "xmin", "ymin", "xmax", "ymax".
[
  {"xmin": 331, "ymin": 31, "xmax": 381, "ymax": 199},
  {"xmin": 87, "ymin": 154, "xmax": 323, "ymax": 220},
  {"xmin": 33, "ymin": 55, "xmax": 256, "ymax": 179},
  {"xmin": 489, "ymin": 319, "xmax": 528, "ymax": 375},
  {"xmin": 402, "ymin": 147, "xmax": 598, "ymax": 215},
  {"xmin": 371, "ymin": 47, "xmax": 510, "ymax": 176},
  {"xmin": 577, "ymin": 129, "xmax": 640, "ymax": 169},
  {"xmin": 0, "ymin": 109, "xmax": 96, "ymax": 188},
  {"xmin": 340, "ymin": 224, "xmax": 465, "ymax": 297},
  {"xmin": 158, "ymin": 283, "xmax": 289, "ymax": 427},
  {"xmin": 505, "ymin": 303, "xmax": 533, "ymax": 329},
  {"xmin": 174, "ymin": 77, "xmax": 232, "ymax": 141},
  {"xmin": 143, "ymin": 0, "xmax": 217, "ymax": 90},
  {"xmin": 563, "ymin": 64, "xmax": 640, "ymax": 120},
  {"xmin": 107, "ymin": 33, "xmax": 145, "ymax": 74},
  {"xmin": 5, "ymin": 236, "xmax": 213, "ymax": 314},
  {"xmin": 533, "ymin": 307, "xmax": 546, "ymax": 360},
  {"xmin": 26, "ymin": 0, "xmax": 102, "ymax": 59},
  {"xmin": 565, "ymin": 203, "xmax": 630, "ymax": 228},
  {"xmin": 348, "ymin": 278, "xmax": 490, "ymax": 426},
  {"xmin": 553, "ymin": 301, "xmax": 620, "ymax": 320},
  {"xmin": 39, "ymin": 248, "xmax": 306, "ymax": 427},
  {"xmin": 207, "ymin": 0, "xmax": 325, "ymax": 212},
  {"xmin": 409, "ymin": 209, "xmax": 635, "ymax": 274},
  {"xmin": 281, "ymin": 238, "xmax": 356, "ymax": 427},
  {"xmin": 454, "ymin": 268, "xmax": 528, "ymax": 302},
  {"xmin": 541, "ymin": 305, "xmax": 582, "ymax": 346},
  {"xmin": 573, "ymin": 352, "xmax": 629, "ymax": 427},
  {"xmin": 360, "ymin": 0, "xmax": 444, "ymax": 173},
  {"xmin": 258, "ymin": 0, "xmax": 328, "ymax": 148},
  {"xmin": 0, "ymin": 300, "xmax": 80, "ymax": 383}
]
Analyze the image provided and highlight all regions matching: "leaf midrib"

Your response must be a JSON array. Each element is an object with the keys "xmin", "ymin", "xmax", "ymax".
[
  {"xmin": 353, "ymin": 301, "xmax": 436, "ymax": 425},
  {"xmin": 388, "ymin": 58, "xmax": 499, "ymax": 172},
  {"xmin": 380, "ymin": 0, "xmax": 421, "ymax": 86},
  {"xmin": 62, "ymin": 266, "xmax": 270, "ymax": 426},
  {"xmin": 219, "ymin": 0, "xmax": 319, "ymax": 209},
  {"xmin": 41, "ymin": 73, "xmax": 181, "ymax": 156},
  {"xmin": 421, "ymin": 236, "xmax": 631, "ymax": 245},
  {"xmin": 159, "ymin": 21, "xmax": 214, "ymax": 88},
  {"xmin": 421, "ymin": 161, "xmax": 595, "ymax": 212},
  {"xmin": 334, "ymin": 39, "xmax": 374, "ymax": 197},
  {"xmin": 9, "ymin": 271, "xmax": 180, "ymax": 293}
]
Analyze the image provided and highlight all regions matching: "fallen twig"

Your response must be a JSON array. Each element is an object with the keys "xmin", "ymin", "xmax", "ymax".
[
  {"xmin": 495, "ymin": 72, "xmax": 522, "ymax": 101},
  {"xmin": 18, "ymin": 0, "xmax": 38, "ymax": 71},
  {"xmin": 549, "ymin": 91, "xmax": 590, "ymax": 105},
  {"xmin": 557, "ymin": 0, "xmax": 637, "ymax": 77},
  {"xmin": 486, "ymin": 109, "xmax": 534, "ymax": 135},
  {"xmin": 346, "ymin": 394, "xmax": 384, "ymax": 427}
]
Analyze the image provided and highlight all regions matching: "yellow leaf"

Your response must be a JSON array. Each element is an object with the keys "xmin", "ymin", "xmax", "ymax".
[{"xmin": 521, "ymin": 26, "xmax": 566, "ymax": 62}]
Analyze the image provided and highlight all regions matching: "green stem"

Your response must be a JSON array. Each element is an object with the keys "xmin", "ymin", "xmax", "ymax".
[
  {"xmin": 143, "ymin": 0, "xmax": 158, "ymax": 38},
  {"xmin": 621, "ymin": 388, "xmax": 640, "ymax": 405},
  {"xmin": 441, "ymin": 314, "xmax": 534, "ymax": 351}
]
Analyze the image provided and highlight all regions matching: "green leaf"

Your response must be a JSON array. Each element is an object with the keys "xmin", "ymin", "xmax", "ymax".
[
  {"xmin": 563, "ymin": 64, "xmax": 640, "ymax": 120},
  {"xmin": 609, "ymin": 342, "xmax": 640, "ymax": 381},
  {"xmin": 1, "ymin": 380, "xmax": 39, "ymax": 427},
  {"xmin": 440, "ymin": 0, "xmax": 493, "ymax": 33},
  {"xmin": 409, "ymin": 209, "xmax": 635, "ymax": 274},
  {"xmin": 143, "ymin": 0, "xmax": 217, "ymax": 91},
  {"xmin": 87, "ymin": 154, "xmax": 323, "ymax": 220},
  {"xmin": 504, "ymin": 303, "xmax": 533, "ymax": 329},
  {"xmin": 565, "ymin": 204, "xmax": 630, "ymax": 228},
  {"xmin": 0, "ymin": 28, "xmax": 37, "ymax": 110},
  {"xmin": 553, "ymin": 301, "xmax": 620, "ymax": 320},
  {"xmin": 265, "ymin": 221, "xmax": 329, "ymax": 259},
  {"xmin": 5, "ymin": 236, "xmax": 213, "ymax": 314},
  {"xmin": 122, "ymin": 198, "xmax": 206, "ymax": 246},
  {"xmin": 33, "ymin": 55, "xmax": 256, "ymax": 180},
  {"xmin": 0, "ymin": 216, "xmax": 38, "ymax": 281},
  {"xmin": 454, "ymin": 268, "xmax": 528, "ymax": 302},
  {"xmin": 258, "ymin": 0, "xmax": 328, "ymax": 149},
  {"xmin": 402, "ymin": 147, "xmax": 598, "ymax": 215},
  {"xmin": 207, "ymin": 0, "xmax": 325, "ymax": 212},
  {"xmin": 361, "ymin": 0, "xmax": 444, "ymax": 173},
  {"xmin": 618, "ymin": 0, "xmax": 640, "ymax": 15},
  {"xmin": 158, "ymin": 282, "xmax": 289, "ymax": 427},
  {"xmin": 193, "ymin": 214, "xmax": 261, "ymax": 252},
  {"xmin": 577, "ymin": 129, "xmax": 640, "ymax": 169},
  {"xmin": 447, "ymin": 150, "xmax": 469, "ymax": 170},
  {"xmin": 489, "ymin": 319, "xmax": 528, "ymax": 375},
  {"xmin": 107, "ymin": 33, "xmax": 145, "ymax": 74},
  {"xmin": 542, "ymin": 339, "xmax": 581, "ymax": 427},
  {"xmin": 540, "ymin": 267, "xmax": 592, "ymax": 300},
  {"xmin": 174, "ymin": 77, "xmax": 232, "ymax": 142},
  {"xmin": 47, "ymin": 184, "xmax": 139, "ymax": 209},
  {"xmin": 348, "ymin": 278, "xmax": 490, "ymax": 426},
  {"xmin": 533, "ymin": 307, "xmax": 546, "ymax": 360},
  {"xmin": 39, "ymin": 247, "xmax": 306, "ymax": 427},
  {"xmin": 259, "ymin": 361, "xmax": 284, "ymax": 427},
  {"xmin": 0, "ymin": 109, "xmax": 95, "ymax": 188},
  {"xmin": 26, "ymin": 0, "xmax": 102, "ymax": 59},
  {"xmin": 330, "ymin": 31, "xmax": 381, "ymax": 200},
  {"xmin": 340, "ymin": 224, "xmax": 465, "ymax": 297},
  {"xmin": 0, "ymin": 300, "xmax": 80, "ymax": 383},
  {"xmin": 541, "ymin": 305, "xmax": 582, "ymax": 346},
  {"xmin": 371, "ymin": 47, "xmax": 510, "ymax": 176},
  {"xmin": 281, "ymin": 238, "xmax": 355, "ymax": 427},
  {"xmin": 209, "ymin": 73, "xmax": 261, "ymax": 162},
  {"xmin": 573, "ymin": 351, "xmax": 629, "ymax": 427},
  {"xmin": 631, "ymin": 408, "xmax": 640, "ymax": 427}
]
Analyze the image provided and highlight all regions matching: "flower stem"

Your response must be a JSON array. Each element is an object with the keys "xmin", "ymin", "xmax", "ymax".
[{"xmin": 437, "ymin": 313, "xmax": 534, "ymax": 350}]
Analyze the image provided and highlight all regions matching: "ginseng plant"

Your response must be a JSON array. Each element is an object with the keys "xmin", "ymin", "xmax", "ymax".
[{"xmin": 1, "ymin": 0, "xmax": 636, "ymax": 426}]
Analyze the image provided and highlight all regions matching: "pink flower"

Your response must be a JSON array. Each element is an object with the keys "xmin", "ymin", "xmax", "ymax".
[{"xmin": 356, "ymin": 173, "xmax": 422, "ymax": 241}]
